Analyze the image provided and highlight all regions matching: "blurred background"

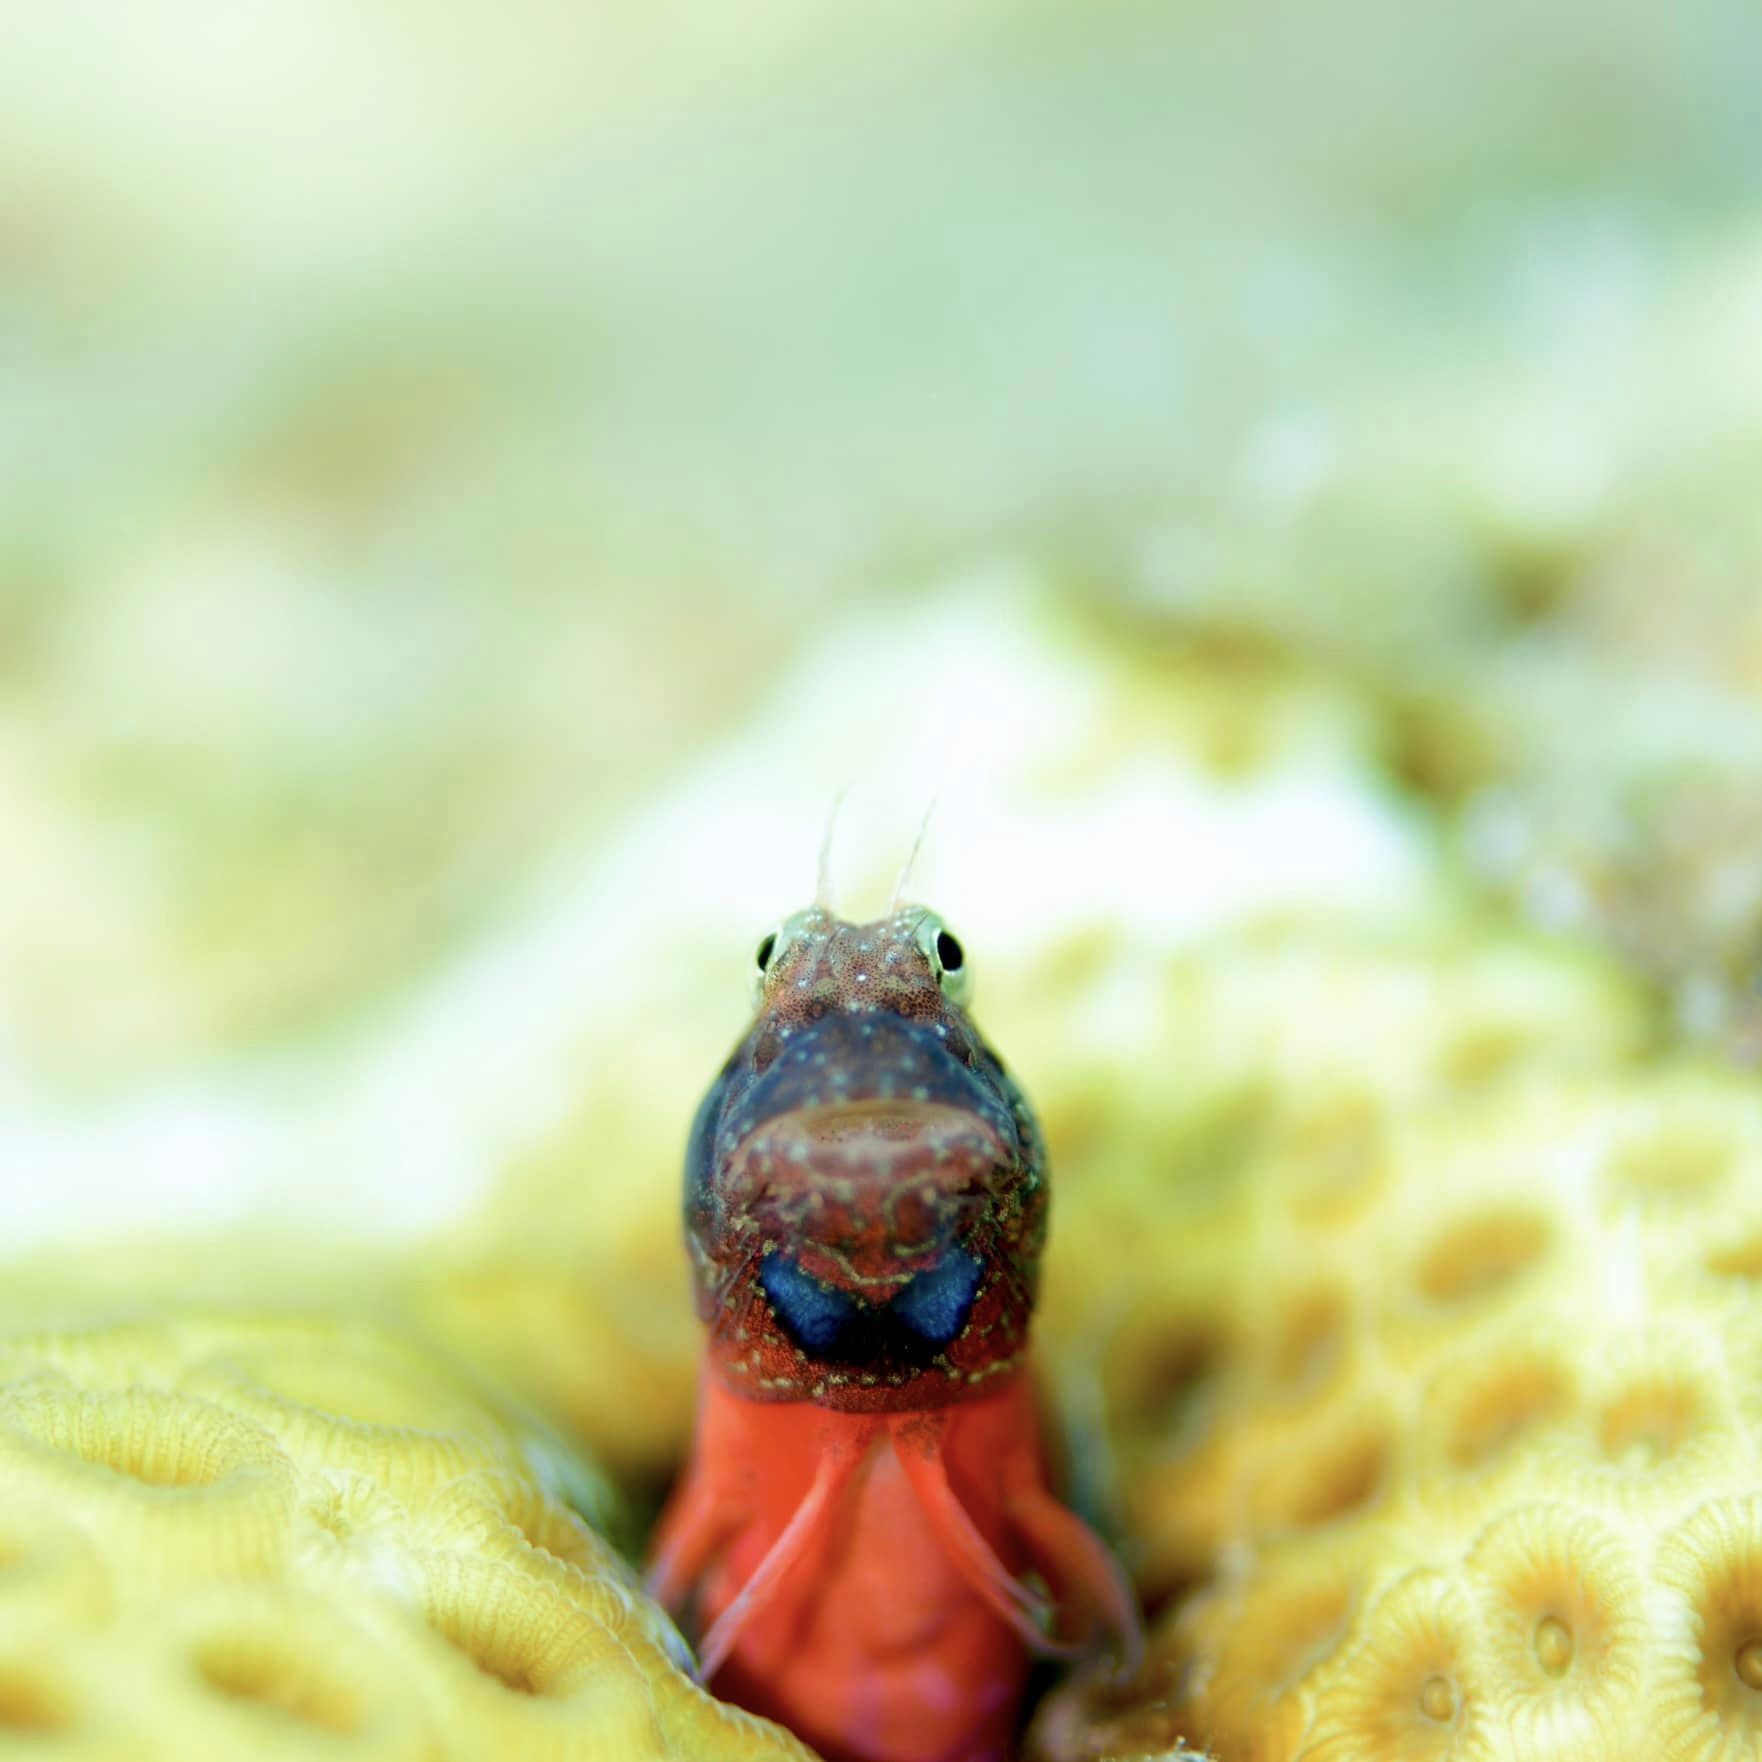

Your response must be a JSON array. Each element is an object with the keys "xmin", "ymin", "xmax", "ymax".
[{"xmin": 5, "ymin": 0, "xmax": 1762, "ymax": 1471}]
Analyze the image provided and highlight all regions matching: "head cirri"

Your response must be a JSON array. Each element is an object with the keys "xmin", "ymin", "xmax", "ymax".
[{"xmin": 684, "ymin": 904, "xmax": 1047, "ymax": 1413}]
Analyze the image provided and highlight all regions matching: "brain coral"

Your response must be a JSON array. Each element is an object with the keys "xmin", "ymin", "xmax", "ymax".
[
  {"xmin": 1031, "ymin": 1033, "xmax": 1762, "ymax": 1761},
  {"xmin": 0, "ymin": 1312, "xmax": 807, "ymax": 1762}
]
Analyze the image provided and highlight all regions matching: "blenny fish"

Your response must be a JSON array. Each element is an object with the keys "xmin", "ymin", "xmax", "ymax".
[{"xmin": 648, "ymin": 902, "xmax": 1139, "ymax": 1762}]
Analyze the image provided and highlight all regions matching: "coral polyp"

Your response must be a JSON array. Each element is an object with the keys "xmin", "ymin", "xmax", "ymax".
[
  {"xmin": 1174, "ymin": 1532, "xmax": 1368, "ymax": 1759},
  {"xmin": 0, "ymin": 1313, "xmax": 808, "ymax": 1762},
  {"xmin": 1467, "ymin": 1505, "xmax": 1645, "ymax": 1757},
  {"xmin": 1030, "ymin": 922, "xmax": 1762, "ymax": 1762},
  {"xmin": 1655, "ymin": 1497, "xmax": 1762, "ymax": 1761},
  {"xmin": 1303, "ymin": 1573, "xmax": 1489, "ymax": 1762}
]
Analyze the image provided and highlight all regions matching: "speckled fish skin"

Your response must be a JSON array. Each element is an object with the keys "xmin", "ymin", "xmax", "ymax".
[
  {"xmin": 653, "ymin": 904, "xmax": 1139, "ymax": 1762},
  {"xmin": 683, "ymin": 905, "xmax": 1048, "ymax": 1413}
]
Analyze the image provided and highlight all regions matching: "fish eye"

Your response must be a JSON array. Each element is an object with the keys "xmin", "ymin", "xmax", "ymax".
[
  {"xmin": 752, "ymin": 908, "xmax": 827, "ymax": 1004},
  {"xmin": 914, "ymin": 912, "xmax": 972, "ymax": 1004}
]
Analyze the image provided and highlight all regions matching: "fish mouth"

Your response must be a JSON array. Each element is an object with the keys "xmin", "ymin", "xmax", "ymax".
[
  {"xmin": 724, "ymin": 1100, "xmax": 1007, "ymax": 1364},
  {"xmin": 726, "ymin": 1099, "xmax": 1011, "ymax": 1189},
  {"xmin": 723, "ymin": 1099, "xmax": 1011, "ymax": 1294}
]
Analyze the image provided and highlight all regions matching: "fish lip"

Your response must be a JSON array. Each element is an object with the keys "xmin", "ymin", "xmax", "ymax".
[
  {"xmin": 723, "ymin": 1099, "xmax": 1011, "ymax": 1183},
  {"xmin": 717, "ymin": 1011, "xmax": 1019, "ymax": 1169},
  {"xmin": 721, "ymin": 1101, "xmax": 1009, "ymax": 1323}
]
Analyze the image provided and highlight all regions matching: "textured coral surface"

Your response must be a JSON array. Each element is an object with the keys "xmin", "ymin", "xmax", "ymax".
[
  {"xmin": 1029, "ymin": 939, "xmax": 1762, "ymax": 1760},
  {"xmin": 0, "ymin": 1312, "xmax": 806, "ymax": 1761}
]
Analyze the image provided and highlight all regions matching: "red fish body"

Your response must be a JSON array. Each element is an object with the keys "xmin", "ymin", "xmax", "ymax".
[{"xmin": 649, "ymin": 905, "xmax": 1137, "ymax": 1762}]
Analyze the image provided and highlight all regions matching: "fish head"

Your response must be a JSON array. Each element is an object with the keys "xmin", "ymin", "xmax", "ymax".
[{"xmin": 684, "ymin": 904, "xmax": 1047, "ymax": 1411}]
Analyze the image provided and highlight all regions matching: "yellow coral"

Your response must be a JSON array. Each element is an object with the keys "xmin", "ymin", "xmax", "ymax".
[
  {"xmin": 1303, "ymin": 1571, "xmax": 1493, "ymax": 1762},
  {"xmin": 0, "ymin": 1312, "xmax": 807, "ymax": 1762},
  {"xmin": 1654, "ymin": 1497, "xmax": 1762, "ymax": 1761},
  {"xmin": 1174, "ymin": 1531, "xmax": 1371, "ymax": 1760},
  {"xmin": 1031, "ymin": 924, "xmax": 1762, "ymax": 1762},
  {"xmin": 1465, "ymin": 1505, "xmax": 1646, "ymax": 1757}
]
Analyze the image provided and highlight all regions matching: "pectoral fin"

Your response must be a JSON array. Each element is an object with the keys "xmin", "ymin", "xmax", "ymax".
[
  {"xmin": 695, "ymin": 1428, "xmax": 869, "ymax": 1681},
  {"xmin": 1005, "ymin": 1476, "xmax": 1144, "ymax": 1674},
  {"xmin": 893, "ymin": 1415, "xmax": 1062, "ymax": 1652},
  {"xmin": 646, "ymin": 1467, "xmax": 742, "ymax": 1617}
]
